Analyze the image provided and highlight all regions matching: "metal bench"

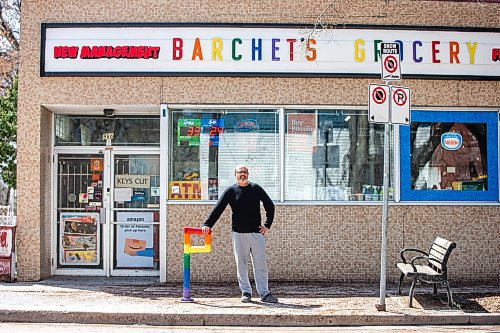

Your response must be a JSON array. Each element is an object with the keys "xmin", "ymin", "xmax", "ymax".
[{"xmin": 396, "ymin": 236, "xmax": 456, "ymax": 307}]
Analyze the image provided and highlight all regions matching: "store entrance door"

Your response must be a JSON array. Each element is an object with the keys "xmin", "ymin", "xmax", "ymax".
[{"xmin": 54, "ymin": 148, "xmax": 160, "ymax": 277}]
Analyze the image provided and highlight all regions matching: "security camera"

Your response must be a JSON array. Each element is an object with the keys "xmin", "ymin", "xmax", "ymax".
[{"xmin": 103, "ymin": 108, "xmax": 115, "ymax": 117}]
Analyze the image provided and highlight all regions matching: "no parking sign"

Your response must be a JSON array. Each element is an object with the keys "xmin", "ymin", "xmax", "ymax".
[
  {"xmin": 391, "ymin": 86, "xmax": 411, "ymax": 125},
  {"xmin": 368, "ymin": 84, "xmax": 390, "ymax": 124},
  {"xmin": 368, "ymin": 84, "xmax": 411, "ymax": 125}
]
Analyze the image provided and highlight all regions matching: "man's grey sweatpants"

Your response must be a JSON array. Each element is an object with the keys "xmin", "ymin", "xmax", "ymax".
[{"xmin": 232, "ymin": 231, "xmax": 269, "ymax": 297}]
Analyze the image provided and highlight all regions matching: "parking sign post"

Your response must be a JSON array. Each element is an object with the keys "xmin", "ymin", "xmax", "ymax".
[{"xmin": 370, "ymin": 45, "xmax": 411, "ymax": 311}]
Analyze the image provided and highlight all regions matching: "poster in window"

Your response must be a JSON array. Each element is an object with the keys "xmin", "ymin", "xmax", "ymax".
[
  {"xmin": 169, "ymin": 181, "xmax": 202, "ymax": 200},
  {"xmin": 177, "ymin": 118, "xmax": 201, "ymax": 146},
  {"xmin": 0, "ymin": 258, "xmax": 11, "ymax": 275},
  {"xmin": 0, "ymin": 228, "xmax": 13, "ymax": 257},
  {"xmin": 286, "ymin": 113, "xmax": 317, "ymax": 152},
  {"xmin": 202, "ymin": 118, "xmax": 224, "ymax": 147},
  {"xmin": 208, "ymin": 178, "xmax": 218, "ymax": 200},
  {"xmin": 116, "ymin": 212, "xmax": 154, "ymax": 268},
  {"xmin": 59, "ymin": 212, "xmax": 100, "ymax": 266},
  {"xmin": 90, "ymin": 159, "xmax": 103, "ymax": 172}
]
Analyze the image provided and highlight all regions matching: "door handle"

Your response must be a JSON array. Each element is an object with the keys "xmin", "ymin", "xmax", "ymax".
[{"xmin": 99, "ymin": 207, "xmax": 106, "ymax": 224}]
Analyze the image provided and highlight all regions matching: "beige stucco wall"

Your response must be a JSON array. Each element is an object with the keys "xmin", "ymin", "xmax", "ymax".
[{"xmin": 17, "ymin": 0, "xmax": 500, "ymax": 281}]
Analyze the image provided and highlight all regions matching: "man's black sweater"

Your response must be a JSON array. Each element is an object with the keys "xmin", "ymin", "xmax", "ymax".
[{"xmin": 203, "ymin": 182, "xmax": 275, "ymax": 233}]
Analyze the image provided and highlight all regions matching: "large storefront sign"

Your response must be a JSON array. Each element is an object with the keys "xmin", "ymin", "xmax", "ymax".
[{"xmin": 42, "ymin": 24, "xmax": 500, "ymax": 78}]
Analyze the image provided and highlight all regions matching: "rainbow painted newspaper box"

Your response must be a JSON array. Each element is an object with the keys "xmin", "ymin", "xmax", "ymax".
[{"xmin": 181, "ymin": 227, "xmax": 212, "ymax": 302}]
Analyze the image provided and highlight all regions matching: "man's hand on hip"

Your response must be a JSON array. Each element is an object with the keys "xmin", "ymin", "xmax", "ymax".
[{"xmin": 259, "ymin": 226, "xmax": 269, "ymax": 236}]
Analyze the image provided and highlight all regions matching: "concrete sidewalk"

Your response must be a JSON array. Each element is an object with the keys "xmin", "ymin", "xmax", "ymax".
[{"xmin": 0, "ymin": 277, "xmax": 498, "ymax": 327}]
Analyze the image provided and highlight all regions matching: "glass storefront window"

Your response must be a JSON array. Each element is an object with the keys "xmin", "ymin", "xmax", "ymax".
[
  {"xmin": 284, "ymin": 109, "xmax": 392, "ymax": 201},
  {"xmin": 114, "ymin": 155, "xmax": 160, "ymax": 209},
  {"xmin": 410, "ymin": 122, "xmax": 487, "ymax": 191},
  {"xmin": 167, "ymin": 108, "xmax": 498, "ymax": 203},
  {"xmin": 169, "ymin": 109, "xmax": 279, "ymax": 201},
  {"xmin": 400, "ymin": 111, "xmax": 498, "ymax": 201},
  {"xmin": 55, "ymin": 115, "xmax": 160, "ymax": 146}
]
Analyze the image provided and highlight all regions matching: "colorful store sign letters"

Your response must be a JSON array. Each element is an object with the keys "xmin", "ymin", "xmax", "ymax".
[{"xmin": 42, "ymin": 25, "xmax": 500, "ymax": 78}]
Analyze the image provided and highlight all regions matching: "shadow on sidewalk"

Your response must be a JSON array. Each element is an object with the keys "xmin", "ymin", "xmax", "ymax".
[
  {"xmin": 395, "ymin": 281, "xmax": 500, "ymax": 313},
  {"xmin": 15, "ymin": 277, "xmax": 500, "ymax": 313},
  {"xmin": 194, "ymin": 300, "xmax": 322, "ymax": 310},
  {"xmin": 400, "ymin": 292, "xmax": 500, "ymax": 313}
]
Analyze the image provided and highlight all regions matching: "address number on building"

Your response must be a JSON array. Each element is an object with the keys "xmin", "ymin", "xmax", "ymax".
[{"xmin": 102, "ymin": 133, "xmax": 114, "ymax": 140}]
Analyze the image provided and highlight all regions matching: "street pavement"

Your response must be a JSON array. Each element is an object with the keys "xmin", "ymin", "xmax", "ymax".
[{"xmin": 0, "ymin": 277, "xmax": 498, "ymax": 327}]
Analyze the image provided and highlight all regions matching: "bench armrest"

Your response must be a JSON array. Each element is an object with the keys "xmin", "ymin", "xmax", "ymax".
[
  {"xmin": 400, "ymin": 248, "xmax": 428, "ymax": 264},
  {"xmin": 409, "ymin": 255, "xmax": 443, "ymax": 272}
]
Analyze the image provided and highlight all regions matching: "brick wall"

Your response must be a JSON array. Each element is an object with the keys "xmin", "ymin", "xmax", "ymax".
[
  {"xmin": 17, "ymin": 0, "xmax": 500, "ymax": 281},
  {"xmin": 168, "ymin": 204, "xmax": 500, "ymax": 283}
]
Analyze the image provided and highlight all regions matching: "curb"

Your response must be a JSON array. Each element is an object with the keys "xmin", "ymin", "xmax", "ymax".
[{"xmin": 1, "ymin": 310, "xmax": 499, "ymax": 326}]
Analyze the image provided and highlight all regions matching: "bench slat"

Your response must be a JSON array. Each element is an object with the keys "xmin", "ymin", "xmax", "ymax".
[
  {"xmin": 429, "ymin": 248, "xmax": 445, "ymax": 270},
  {"xmin": 396, "ymin": 263, "xmax": 440, "ymax": 276},
  {"xmin": 428, "ymin": 236, "xmax": 455, "ymax": 271},
  {"xmin": 434, "ymin": 236, "xmax": 453, "ymax": 249}
]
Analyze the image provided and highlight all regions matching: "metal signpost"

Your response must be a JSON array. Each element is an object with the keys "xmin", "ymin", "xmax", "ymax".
[{"xmin": 369, "ymin": 42, "xmax": 411, "ymax": 311}]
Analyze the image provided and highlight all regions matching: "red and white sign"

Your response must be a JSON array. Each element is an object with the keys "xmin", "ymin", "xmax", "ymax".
[
  {"xmin": 0, "ymin": 228, "xmax": 13, "ymax": 257},
  {"xmin": 384, "ymin": 56, "xmax": 398, "ymax": 73},
  {"xmin": 391, "ymin": 86, "xmax": 411, "ymax": 125},
  {"xmin": 368, "ymin": 84, "xmax": 390, "ymax": 124},
  {"xmin": 381, "ymin": 43, "xmax": 401, "ymax": 81}
]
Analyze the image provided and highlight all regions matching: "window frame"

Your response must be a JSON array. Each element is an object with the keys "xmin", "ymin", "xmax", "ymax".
[
  {"xmin": 164, "ymin": 105, "xmax": 394, "ymax": 203},
  {"xmin": 399, "ymin": 110, "xmax": 499, "ymax": 202},
  {"xmin": 167, "ymin": 108, "xmax": 280, "ymax": 201}
]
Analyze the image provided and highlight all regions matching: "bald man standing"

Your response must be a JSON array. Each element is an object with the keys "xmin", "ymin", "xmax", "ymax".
[{"xmin": 202, "ymin": 165, "xmax": 277, "ymax": 303}]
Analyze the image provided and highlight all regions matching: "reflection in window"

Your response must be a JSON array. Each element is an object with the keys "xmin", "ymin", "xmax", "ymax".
[
  {"xmin": 410, "ymin": 122, "xmax": 487, "ymax": 191},
  {"xmin": 169, "ymin": 109, "xmax": 279, "ymax": 201},
  {"xmin": 284, "ymin": 110, "xmax": 392, "ymax": 201},
  {"xmin": 55, "ymin": 115, "xmax": 160, "ymax": 146}
]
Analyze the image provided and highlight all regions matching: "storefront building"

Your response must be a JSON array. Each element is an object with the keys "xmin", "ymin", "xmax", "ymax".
[{"xmin": 18, "ymin": 1, "xmax": 499, "ymax": 283}]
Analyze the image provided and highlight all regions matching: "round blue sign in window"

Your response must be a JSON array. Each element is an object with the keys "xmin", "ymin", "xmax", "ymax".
[{"xmin": 441, "ymin": 132, "xmax": 462, "ymax": 151}]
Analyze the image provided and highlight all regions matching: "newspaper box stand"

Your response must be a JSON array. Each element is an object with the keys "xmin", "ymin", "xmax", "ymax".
[{"xmin": 0, "ymin": 207, "xmax": 16, "ymax": 282}]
